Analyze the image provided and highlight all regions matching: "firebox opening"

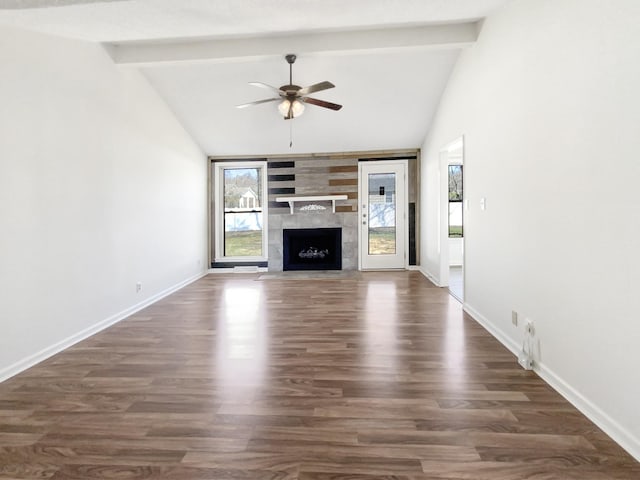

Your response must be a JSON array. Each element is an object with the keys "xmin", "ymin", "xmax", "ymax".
[{"xmin": 283, "ymin": 228, "xmax": 342, "ymax": 271}]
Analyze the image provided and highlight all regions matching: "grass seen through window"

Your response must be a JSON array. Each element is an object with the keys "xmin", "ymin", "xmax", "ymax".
[{"xmin": 225, "ymin": 230, "xmax": 262, "ymax": 257}]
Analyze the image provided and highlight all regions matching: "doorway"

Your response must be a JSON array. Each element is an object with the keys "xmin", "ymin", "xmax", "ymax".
[
  {"xmin": 358, "ymin": 161, "xmax": 408, "ymax": 270},
  {"xmin": 439, "ymin": 138, "xmax": 464, "ymax": 301}
]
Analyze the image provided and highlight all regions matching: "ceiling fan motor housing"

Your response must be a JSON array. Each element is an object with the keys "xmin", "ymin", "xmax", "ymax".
[{"xmin": 280, "ymin": 85, "xmax": 301, "ymax": 96}]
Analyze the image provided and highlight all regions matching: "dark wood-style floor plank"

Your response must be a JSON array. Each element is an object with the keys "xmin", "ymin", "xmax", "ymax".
[{"xmin": 0, "ymin": 272, "xmax": 637, "ymax": 479}]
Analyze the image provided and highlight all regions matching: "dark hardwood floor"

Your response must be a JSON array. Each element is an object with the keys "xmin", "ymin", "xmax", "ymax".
[{"xmin": 0, "ymin": 271, "xmax": 638, "ymax": 479}]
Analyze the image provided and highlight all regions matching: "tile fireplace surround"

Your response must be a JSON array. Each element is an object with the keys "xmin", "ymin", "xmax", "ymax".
[
  {"xmin": 269, "ymin": 211, "xmax": 358, "ymax": 271},
  {"xmin": 267, "ymin": 155, "xmax": 359, "ymax": 271}
]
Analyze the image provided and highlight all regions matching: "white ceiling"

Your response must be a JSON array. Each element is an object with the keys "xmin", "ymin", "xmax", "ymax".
[{"xmin": 0, "ymin": 0, "xmax": 513, "ymax": 156}]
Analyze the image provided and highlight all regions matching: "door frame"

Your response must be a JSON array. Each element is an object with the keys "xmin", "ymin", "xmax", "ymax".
[
  {"xmin": 438, "ymin": 136, "xmax": 465, "ymax": 295},
  {"xmin": 358, "ymin": 160, "xmax": 409, "ymax": 270}
]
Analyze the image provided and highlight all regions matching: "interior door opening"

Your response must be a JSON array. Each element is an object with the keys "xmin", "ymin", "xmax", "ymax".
[
  {"xmin": 439, "ymin": 137, "xmax": 464, "ymax": 302},
  {"xmin": 448, "ymin": 163, "xmax": 463, "ymax": 301}
]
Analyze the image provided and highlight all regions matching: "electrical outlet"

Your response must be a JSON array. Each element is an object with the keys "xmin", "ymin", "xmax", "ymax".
[
  {"xmin": 511, "ymin": 310, "xmax": 518, "ymax": 326},
  {"xmin": 136, "ymin": 282, "xmax": 142, "ymax": 293},
  {"xmin": 525, "ymin": 318, "xmax": 535, "ymax": 336},
  {"xmin": 518, "ymin": 350, "xmax": 534, "ymax": 370}
]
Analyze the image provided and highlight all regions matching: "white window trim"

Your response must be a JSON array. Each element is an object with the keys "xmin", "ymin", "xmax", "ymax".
[{"xmin": 214, "ymin": 161, "xmax": 268, "ymax": 263}]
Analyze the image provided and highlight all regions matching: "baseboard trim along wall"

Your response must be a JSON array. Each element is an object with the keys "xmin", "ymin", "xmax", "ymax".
[
  {"xmin": 208, "ymin": 267, "xmax": 269, "ymax": 274},
  {"xmin": 537, "ymin": 362, "xmax": 640, "ymax": 462},
  {"xmin": 463, "ymin": 303, "xmax": 520, "ymax": 356},
  {"xmin": 463, "ymin": 302, "xmax": 640, "ymax": 462},
  {"xmin": 0, "ymin": 271, "xmax": 207, "ymax": 383},
  {"xmin": 418, "ymin": 266, "xmax": 442, "ymax": 287}
]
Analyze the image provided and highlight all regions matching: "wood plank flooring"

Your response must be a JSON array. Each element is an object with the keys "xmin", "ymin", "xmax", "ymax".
[{"xmin": 0, "ymin": 271, "xmax": 638, "ymax": 479}]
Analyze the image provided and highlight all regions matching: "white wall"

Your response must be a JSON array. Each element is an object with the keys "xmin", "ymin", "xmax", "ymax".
[
  {"xmin": 0, "ymin": 26, "xmax": 208, "ymax": 379},
  {"xmin": 449, "ymin": 238, "xmax": 463, "ymax": 266},
  {"xmin": 420, "ymin": 0, "xmax": 640, "ymax": 460}
]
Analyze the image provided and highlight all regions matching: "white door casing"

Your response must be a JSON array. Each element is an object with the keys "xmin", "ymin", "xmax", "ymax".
[{"xmin": 358, "ymin": 161, "xmax": 408, "ymax": 270}]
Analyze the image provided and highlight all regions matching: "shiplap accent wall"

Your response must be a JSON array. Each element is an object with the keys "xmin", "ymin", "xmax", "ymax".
[
  {"xmin": 268, "ymin": 155, "xmax": 359, "ymax": 213},
  {"xmin": 210, "ymin": 150, "xmax": 418, "ymax": 269}
]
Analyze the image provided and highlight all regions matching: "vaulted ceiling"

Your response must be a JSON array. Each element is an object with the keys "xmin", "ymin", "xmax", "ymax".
[{"xmin": 0, "ymin": 0, "xmax": 513, "ymax": 155}]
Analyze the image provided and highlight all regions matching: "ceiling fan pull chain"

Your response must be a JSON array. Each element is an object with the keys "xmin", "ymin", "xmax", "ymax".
[{"xmin": 289, "ymin": 120, "xmax": 293, "ymax": 148}]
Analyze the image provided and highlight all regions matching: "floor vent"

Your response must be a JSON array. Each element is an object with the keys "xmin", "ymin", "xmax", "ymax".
[{"xmin": 233, "ymin": 265, "xmax": 259, "ymax": 273}]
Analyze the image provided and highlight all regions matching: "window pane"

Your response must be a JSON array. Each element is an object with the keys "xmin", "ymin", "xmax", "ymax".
[
  {"xmin": 223, "ymin": 167, "xmax": 263, "ymax": 257},
  {"xmin": 368, "ymin": 173, "xmax": 396, "ymax": 255},
  {"xmin": 449, "ymin": 202, "xmax": 463, "ymax": 237},
  {"xmin": 448, "ymin": 165, "xmax": 463, "ymax": 237},
  {"xmin": 448, "ymin": 165, "xmax": 463, "ymax": 201}
]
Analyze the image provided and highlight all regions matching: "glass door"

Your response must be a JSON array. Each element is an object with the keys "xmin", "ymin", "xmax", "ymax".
[{"xmin": 359, "ymin": 161, "xmax": 407, "ymax": 270}]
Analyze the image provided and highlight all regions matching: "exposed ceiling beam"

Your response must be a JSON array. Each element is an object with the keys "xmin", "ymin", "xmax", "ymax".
[
  {"xmin": 107, "ymin": 22, "xmax": 479, "ymax": 66},
  {"xmin": 0, "ymin": 0, "xmax": 129, "ymax": 8}
]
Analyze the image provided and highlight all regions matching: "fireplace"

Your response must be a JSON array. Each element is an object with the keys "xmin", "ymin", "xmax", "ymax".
[{"xmin": 283, "ymin": 228, "xmax": 342, "ymax": 271}]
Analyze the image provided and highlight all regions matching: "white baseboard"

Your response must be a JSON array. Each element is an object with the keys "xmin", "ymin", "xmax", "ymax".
[
  {"xmin": 0, "ymin": 271, "xmax": 207, "ymax": 383},
  {"xmin": 208, "ymin": 267, "xmax": 268, "ymax": 274},
  {"xmin": 463, "ymin": 303, "xmax": 520, "ymax": 356},
  {"xmin": 418, "ymin": 266, "xmax": 442, "ymax": 287},
  {"xmin": 463, "ymin": 302, "xmax": 640, "ymax": 462},
  {"xmin": 535, "ymin": 360, "xmax": 640, "ymax": 462}
]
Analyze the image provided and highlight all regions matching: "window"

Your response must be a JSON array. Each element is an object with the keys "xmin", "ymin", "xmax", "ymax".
[
  {"xmin": 214, "ymin": 161, "xmax": 268, "ymax": 262},
  {"xmin": 448, "ymin": 164, "xmax": 463, "ymax": 237}
]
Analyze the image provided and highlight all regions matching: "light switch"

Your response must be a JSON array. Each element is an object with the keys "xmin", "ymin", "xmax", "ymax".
[{"xmin": 480, "ymin": 197, "xmax": 486, "ymax": 211}]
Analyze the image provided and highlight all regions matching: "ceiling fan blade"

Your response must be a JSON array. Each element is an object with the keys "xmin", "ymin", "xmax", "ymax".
[
  {"xmin": 248, "ymin": 82, "xmax": 283, "ymax": 95},
  {"xmin": 298, "ymin": 81, "xmax": 335, "ymax": 96},
  {"xmin": 302, "ymin": 97, "xmax": 343, "ymax": 111},
  {"xmin": 236, "ymin": 98, "xmax": 280, "ymax": 109}
]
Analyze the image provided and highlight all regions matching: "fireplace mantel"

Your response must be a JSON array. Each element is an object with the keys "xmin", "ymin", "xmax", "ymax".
[{"xmin": 275, "ymin": 195, "xmax": 348, "ymax": 214}]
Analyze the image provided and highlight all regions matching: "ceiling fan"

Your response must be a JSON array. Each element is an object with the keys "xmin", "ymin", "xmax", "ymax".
[{"xmin": 236, "ymin": 54, "xmax": 342, "ymax": 120}]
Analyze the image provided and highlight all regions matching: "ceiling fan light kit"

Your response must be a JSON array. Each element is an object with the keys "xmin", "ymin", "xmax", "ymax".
[
  {"xmin": 237, "ymin": 53, "xmax": 342, "ymax": 121},
  {"xmin": 277, "ymin": 98, "xmax": 305, "ymax": 118}
]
